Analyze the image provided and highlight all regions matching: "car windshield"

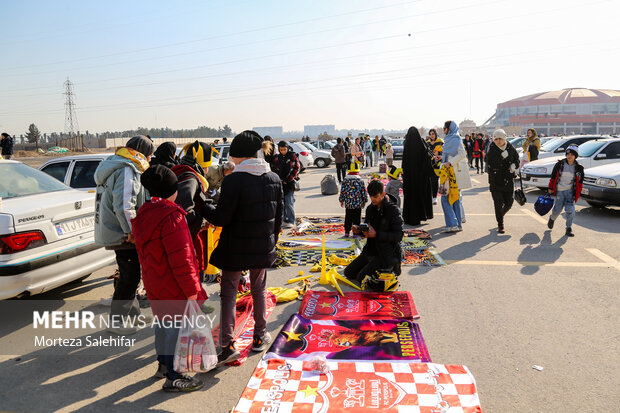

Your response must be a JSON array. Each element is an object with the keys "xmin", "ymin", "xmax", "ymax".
[
  {"xmin": 576, "ymin": 141, "xmax": 606, "ymax": 158},
  {"xmin": 323, "ymin": 141, "xmax": 335, "ymax": 149},
  {"xmin": 541, "ymin": 138, "xmax": 566, "ymax": 152},
  {"xmin": 0, "ymin": 163, "xmax": 69, "ymax": 199},
  {"xmin": 391, "ymin": 140, "xmax": 404, "ymax": 146}
]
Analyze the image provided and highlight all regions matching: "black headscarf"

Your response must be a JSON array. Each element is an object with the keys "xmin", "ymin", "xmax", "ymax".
[
  {"xmin": 401, "ymin": 126, "xmax": 434, "ymax": 225},
  {"xmin": 150, "ymin": 142, "xmax": 178, "ymax": 169}
]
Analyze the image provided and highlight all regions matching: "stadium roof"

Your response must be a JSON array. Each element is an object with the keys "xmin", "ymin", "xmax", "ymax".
[{"xmin": 498, "ymin": 88, "xmax": 620, "ymax": 109}]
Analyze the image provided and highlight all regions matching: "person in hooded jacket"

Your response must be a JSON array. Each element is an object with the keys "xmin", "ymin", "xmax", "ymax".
[
  {"xmin": 401, "ymin": 126, "xmax": 434, "ymax": 226},
  {"xmin": 171, "ymin": 141, "xmax": 214, "ymax": 280},
  {"xmin": 331, "ymin": 138, "xmax": 347, "ymax": 184},
  {"xmin": 485, "ymin": 129, "xmax": 520, "ymax": 234},
  {"xmin": 344, "ymin": 180, "xmax": 403, "ymax": 284},
  {"xmin": 522, "ymin": 128, "xmax": 541, "ymax": 163},
  {"xmin": 202, "ymin": 131, "xmax": 283, "ymax": 367},
  {"xmin": 149, "ymin": 142, "xmax": 178, "ymax": 169},
  {"xmin": 131, "ymin": 165, "xmax": 206, "ymax": 392},
  {"xmin": 94, "ymin": 135, "xmax": 154, "ymax": 333}
]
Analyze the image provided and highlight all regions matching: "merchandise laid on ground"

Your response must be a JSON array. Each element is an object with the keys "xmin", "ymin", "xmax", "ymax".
[{"xmin": 232, "ymin": 290, "xmax": 482, "ymax": 412}]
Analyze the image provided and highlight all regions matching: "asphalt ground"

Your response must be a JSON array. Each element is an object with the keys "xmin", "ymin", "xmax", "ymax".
[{"xmin": 1, "ymin": 159, "xmax": 619, "ymax": 412}]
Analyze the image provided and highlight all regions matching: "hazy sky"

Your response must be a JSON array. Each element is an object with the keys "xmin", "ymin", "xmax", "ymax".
[{"xmin": 1, "ymin": 0, "xmax": 618, "ymax": 135}]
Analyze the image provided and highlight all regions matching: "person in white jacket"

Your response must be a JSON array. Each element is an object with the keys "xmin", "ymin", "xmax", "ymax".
[{"xmin": 440, "ymin": 121, "xmax": 472, "ymax": 232}]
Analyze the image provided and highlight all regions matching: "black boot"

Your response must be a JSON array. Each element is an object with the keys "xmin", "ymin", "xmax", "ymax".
[
  {"xmin": 498, "ymin": 224, "xmax": 505, "ymax": 234},
  {"xmin": 565, "ymin": 227, "xmax": 574, "ymax": 237},
  {"xmin": 547, "ymin": 218, "xmax": 555, "ymax": 229}
]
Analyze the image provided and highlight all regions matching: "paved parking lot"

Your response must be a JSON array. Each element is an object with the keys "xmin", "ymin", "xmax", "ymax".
[{"xmin": 1, "ymin": 160, "xmax": 618, "ymax": 412}]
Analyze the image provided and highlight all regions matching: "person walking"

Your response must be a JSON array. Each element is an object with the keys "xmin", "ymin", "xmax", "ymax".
[
  {"xmin": 485, "ymin": 129, "xmax": 520, "ymax": 233},
  {"xmin": 522, "ymin": 128, "xmax": 541, "ymax": 163},
  {"xmin": 401, "ymin": 126, "xmax": 434, "ymax": 226},
  {"xmin": 364, "ymin": 136, "xmax": 373, "ymax": 168},
  {"xmin": 547, "ymin": 145, "xmax": 584, "ymax": 237},
  {"xmin": 379, "ymin": 135, "xmax": 387, "ymax": 159},
  {"xmin": 385, "ymin": 143, "xmax": 394, "ymax": 167},
  {"xmin": 463, "ymin": 134, "xmax": 475, "ymax": 168},
  {"xmin": 94, "ymin": 135, "xmax": 155, "ymax": 333},
  {"xmin": 339, "ymin": 160, "xmax": 367, "ymax": 237},
  {"xmin": 273, "ymin": 141, "xmax": 300, "ymax": 228},
  {"xmin": 331, "ymin": 137, "xmax": 347, "ymax": 184},
  {"xmin": 372, "ymin": 136, "xmax": 380, "ymax": 166},
  {"xmin": 426, "ymin": 129, "xmax": 444, "ymax": 204},
  {"xmin": 1, "ymin": 133, "xmax": 14, "ymax": 160},
  {"xmin": 440, "ymin": 121, "xmax": 472, "ymax": 232},
  {"xmin": 202, "ymin": 131, "xmax": 283, "ymax": 365},
  {"xmin": 351, "ymin": 137, "xmax": 364, "ymax": 166},
  {"xmin": 473, "ymin": 133, "xmax": 485, "ymax": 174}
]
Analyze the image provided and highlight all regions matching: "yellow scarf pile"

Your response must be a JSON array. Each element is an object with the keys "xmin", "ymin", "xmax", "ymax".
[{"xmin": 439, "ymin": 164, "xmax": 459, "ymax": 205}]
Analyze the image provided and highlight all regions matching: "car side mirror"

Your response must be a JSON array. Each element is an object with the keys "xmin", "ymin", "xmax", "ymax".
[
  {"xmin": 595, "ymin": 153, "xmax": 607, "ymax": 160},
  {"xmin": 555, "ymin": 147, "xmax": 565, "ymax": 153}
]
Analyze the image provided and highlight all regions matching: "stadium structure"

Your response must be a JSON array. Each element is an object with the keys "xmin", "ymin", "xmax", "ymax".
[{"xmin": 483, "ymin": 88, "xmax": 620, "ymax": 135}]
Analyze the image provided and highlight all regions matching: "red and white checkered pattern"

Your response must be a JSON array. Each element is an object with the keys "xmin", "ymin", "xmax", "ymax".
[{"xmin": 233, "ymin": 359, "xmax": 482, "ymax": 413}]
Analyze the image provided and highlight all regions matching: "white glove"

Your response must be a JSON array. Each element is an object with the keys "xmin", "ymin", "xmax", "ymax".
[
  {"xmin": 509, "ymin": 164, "xmax": 516, "ymax": 173},
  {"xmin": 501, "ymin": 150, "xmax": 508, "ymax": 159}
]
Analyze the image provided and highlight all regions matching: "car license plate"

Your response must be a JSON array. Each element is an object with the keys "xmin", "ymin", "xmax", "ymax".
[
  {"xmin": 55, "ymin": 216, "xmax": 95, "ymax": 236},
  {"xmin": 581, "ymin": 187, "xmax": 589, "ymax": 195}
]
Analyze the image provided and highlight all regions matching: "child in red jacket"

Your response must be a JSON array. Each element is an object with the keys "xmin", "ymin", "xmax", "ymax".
[{"xmin": 132, "ymin": 165, "xmax": 207, "ymax": 392}]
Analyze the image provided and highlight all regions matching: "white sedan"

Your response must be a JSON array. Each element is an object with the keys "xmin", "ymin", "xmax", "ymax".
[
  {"xmin": 0, "ymin": 160, "xmax": 115, "ymax": 299},
  {"xmin": 520, "ymin": 138, "xmax": 620, "ymax": 189}
]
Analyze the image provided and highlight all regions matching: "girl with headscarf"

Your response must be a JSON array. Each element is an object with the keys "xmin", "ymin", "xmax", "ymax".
[
  {"xmin": 522, "ymin": 128, "xmax": 540, "ymax": 162},
  {"xmin": 440, "ymin": 121, "xmax": 472, "ymax": 232},
  {"xmin": 401, "ymin": 126, "xmax": 434, "ymax": 225},
  {"xmin": 149, "ymin": 142, "xmax": 178, "ymax": 169}
]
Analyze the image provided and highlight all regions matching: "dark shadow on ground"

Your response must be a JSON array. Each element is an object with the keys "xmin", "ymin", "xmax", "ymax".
[
  {"xmin": 517, "ymin": 230, "xmax": 568, "ymax": 275},
  {"xmin": 575, "ymin": 206, "xmax": 620, "ymax": 233}
]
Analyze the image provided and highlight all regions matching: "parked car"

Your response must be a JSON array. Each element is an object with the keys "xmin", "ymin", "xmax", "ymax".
[
  {"xmin": 308, "ymin": 140, "xmax": 335, "ymax": 151},
  {"xmin": 390, "ymin": 139, "xmax": 404, "ymax": 159},
  {"xmin": 581, "ymin": 162, "xmax": 620, "ymax": 208},
  {"xmin": 515, "ymin": 137, "xmax": 555, "ymax": 156},
  {"xmin": 520, "ymin": 138, "xmax": 620, "ymax": 189},
  {"xmin": 509, "ymin": 136, "xmax": 526, "ymax": 149},
  {"xmin": 0, "ymin": 160, "xmax": 115, "ymax": 299},
  {"xmin": 300, "ymin": 142, "xmax": 333, "ymax": 168},
  {"xmin": 213, "ymin": 144, "xmax": 230, "ymax": 164},
  {"xmin": 40, "ymin": 153, "xmax": 113, "ymax": 191},
  {"xmin": 535, "ymin": 135, "xmax": 609, "ymax": 160},
  {"xmin": 287, "ymin": 142, "xmax": 314, "ymax": 171}
]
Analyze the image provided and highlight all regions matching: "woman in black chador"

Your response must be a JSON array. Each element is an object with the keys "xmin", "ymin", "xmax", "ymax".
[{"xmin": 401, "ymin": 126, "xmax": 434, "ymax": 225}]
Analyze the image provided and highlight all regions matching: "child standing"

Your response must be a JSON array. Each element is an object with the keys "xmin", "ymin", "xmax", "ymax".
[
  {"xmin": 547, "ymin": 145, "xmax": 584, "ymax": 237},
  {"xmin": 131, "ymin": 165, "xmax": 207, "ymax": 392},
  {"xmin": 385, "ymin": 165, "xmax": 403, "ymax": 208},
  {"xmin": 339, "ymin": 161, "xmax": 368, "ymax": 237},
  {"xmin": 385, "ymin": 143, "xmax": 394, "ymax": 166}
]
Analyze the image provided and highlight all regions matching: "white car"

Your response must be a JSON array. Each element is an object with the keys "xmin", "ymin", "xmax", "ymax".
[
  {"xmin": 521, "ymin": 138, "xmax": 620, "ymax": 189},
  {"xmin": 40, "ymin": 153, "xmax": 113, "ymax": 191},
  {"xmin": 0, "ymin": 160, "xmax": 115, "ymax": 299},
  {"xmin": 299, "ymin": 142, "xmax": 333, "ymax": 168},
  {"xmin": 534, "ymin": 135, "xmax": 609, "ymax": 160},
  {"xmin": 515, "ymin": 137, "xmax": 554, "ymax": 156},
  {"xmin": 287, "ymin": 142, "xmax": 314, "ymax": 171},
  {"xmin": 308, "ymin": 140, "xmax": 335, "ymax": 151},
  {"xmin": 581, "ymin": 162, "xmax": 620, "ymax": 208}
]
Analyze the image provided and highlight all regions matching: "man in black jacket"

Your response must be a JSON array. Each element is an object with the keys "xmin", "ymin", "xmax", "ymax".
[
  {"xmin": 272, "ymin": 141, "xmax": 300, "ymax": 228},
  {"xmin": 203, "ymin": 131, "xmax": 283, "ymax": 366},
  {"xmin": 344, "ymin": 180, "xmax": 403, "ymax": 284}
]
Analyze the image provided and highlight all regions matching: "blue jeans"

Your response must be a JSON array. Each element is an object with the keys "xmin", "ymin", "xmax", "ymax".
[
  {"xmin": 441, "ymin": 194, "xmax": 462, "ymax": 228},
  {"xmin": 284, "ymin": 191, "xmax": 295, "ymax": 224},
  {"xmin": 550, "ymin": 190, "xmax": 575, "ymax": 228},
  {"xmin": 155, "ymin": 325, "xmax": 182, "ymax": 380}
]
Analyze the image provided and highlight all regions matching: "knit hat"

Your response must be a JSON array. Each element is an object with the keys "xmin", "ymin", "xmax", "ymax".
[
  {"xmin": 566, "ymin": 144, "xmax": 579, "ymax": 158},
  {"xmin": 126, "ymin": 135, "xmax": 155, "ymax": 157},
  {"xmin": 492, "ymin": 129, "xmax": 507, "ymax": 140},
  {"xmin": 347, "ymin": 160, "xmax": 361, "ymax": 174},
  {"xmin": 141, "ymin": 165, "xmax": 178, "ymax": 199},
  {"xmin": 229, "ymin": 130, "xmax": 263, "ymax": 158},
  {"xmin": 387, "ymin": 165, "xmax": 402, "ymax": 180}
]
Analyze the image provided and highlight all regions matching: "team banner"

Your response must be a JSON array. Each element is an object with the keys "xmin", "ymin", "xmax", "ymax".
[
  {"xmin": 264, "ymin": 314, "xmax": 430, "ymax": 363},
  {"xmin": 233, "ymin": 359, "xmax": 482, "ymax": 413},
  {"xmin": 299, "ymin": 290, "xmax": 419, "ymax": 320}
]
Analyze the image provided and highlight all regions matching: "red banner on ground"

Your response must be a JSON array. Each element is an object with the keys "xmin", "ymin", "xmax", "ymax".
[
  {"xmin": 233, "ymin": 359, "xmax": 482, "ymax": 413},
  {"xmin": 299, "ymin": 291, "xmax": 419, "ymax": 320}
]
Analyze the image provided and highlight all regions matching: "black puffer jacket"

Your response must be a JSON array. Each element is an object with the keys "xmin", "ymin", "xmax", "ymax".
[
  {"xmin": 485, "ymin": 142, "xmax": 520, "ymax": 192},
  {"xmin": 363, "ymin": 196, "xmax": 404, "ymax": 275},
  {"xmin": 202, "ymin": 159, "xmax": 283, "ymax": 271}
]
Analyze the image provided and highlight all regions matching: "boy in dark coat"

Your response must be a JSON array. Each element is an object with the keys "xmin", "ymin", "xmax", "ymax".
[
  {"xmin": 132, "ymin": 165, "xmax": 206, "ymax": 392},
  {"xmin": 344, "ymin": 180, "xmax": 403, "ymax": 284},
  {"xmin": 202, "ymin": 131, "xmax": 283, "ymax": 366},
  {"xmin": 547, "ymin": 145, "xmax": 584, "ymax": 237}
]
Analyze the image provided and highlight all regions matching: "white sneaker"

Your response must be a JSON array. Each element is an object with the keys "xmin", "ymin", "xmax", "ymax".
[
  {"xmin": 442, "ymin": 226, "xmax": 460, "ymax": 233},
  {"xmin": 461, "ymin": 217, "xmax": 467, "ymax": 223},
  {"xmin": 432, "ymin": 198, "xmax": 437, "ymax": 205}
]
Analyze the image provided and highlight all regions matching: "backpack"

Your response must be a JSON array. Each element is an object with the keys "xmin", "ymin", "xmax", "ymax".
[{"xmin": 320, "ymin": 175, "xmax": 339, "ymax": 195}]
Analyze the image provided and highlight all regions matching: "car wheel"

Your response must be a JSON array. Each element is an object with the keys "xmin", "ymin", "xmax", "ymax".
[
  {"xmin": 586, "ymin": 200, "xmax": 608, "ymax": 208},
  {"xmin": 315, "ymin": 158, "xmax": 327, "ymax": 168}
]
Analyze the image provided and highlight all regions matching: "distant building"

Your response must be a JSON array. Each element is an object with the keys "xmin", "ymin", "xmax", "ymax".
[
  {"xmin": 483, "ymin": 88, "xmax": 620, "ymax": 135},
  {"xmin": 253, "ymin": 126, "xmax": 283, "ymax": 138},
  {"xmin": 304, "ymin": 124, "xmax": 336, "ymax": 138},
  {"xmin": 459, "ymin": 119, "xmax": 477, "ymax": 136}
]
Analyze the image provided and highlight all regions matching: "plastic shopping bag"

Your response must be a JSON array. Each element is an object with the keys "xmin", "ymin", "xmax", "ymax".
[{"xmin": 173, "ymin": 300, "xmax": 217, "ymax": 373}]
